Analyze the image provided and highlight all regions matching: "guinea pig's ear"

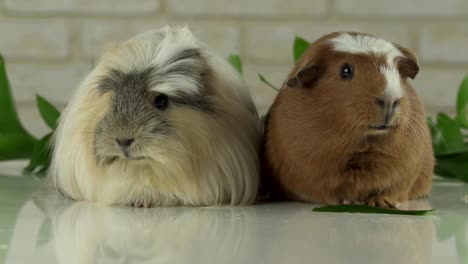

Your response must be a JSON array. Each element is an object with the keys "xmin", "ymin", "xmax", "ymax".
[
  {"xmin": 393, "ymin": 43, "xmax": 419, "ymax": 80},
  {"xmin": 286, "ymin": 62, "xmax": 320, "ymax": 88}
]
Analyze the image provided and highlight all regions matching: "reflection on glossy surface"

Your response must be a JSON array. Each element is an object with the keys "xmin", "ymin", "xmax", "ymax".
[
  {"xmin": 0, "ymin": 163, "xmax": 467, "ymax": 264},
  {"xmin": 45, "ymin": 200, "xmax": 257, "ymax": 264}
]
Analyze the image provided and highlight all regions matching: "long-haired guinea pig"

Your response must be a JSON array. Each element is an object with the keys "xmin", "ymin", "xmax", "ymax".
[
  {"xmin": 49, "ymin": 26, "xmax": 261, "ymax": 207},
  {"xmin": 262, "ymin": 32, "xmax": 434, "ymax": 208}
]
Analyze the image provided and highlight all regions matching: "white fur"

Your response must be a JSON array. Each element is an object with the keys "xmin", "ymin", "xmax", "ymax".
[
  {"xmin": 381, "ymin": 65, "xmax": 403, "ymax": 100},
  {"xmin": 330, "ymin": 32, "xmax": 404, "ymax": 100},
  {"xmin": 329, "ymin": 33, "xmax": 403, "ymax": 66},
  {"xmin": 49, "ymin": 26, "xmax": 261, "ymax": 206}
]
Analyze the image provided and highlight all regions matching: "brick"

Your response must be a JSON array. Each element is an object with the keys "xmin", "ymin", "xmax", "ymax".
[
  {"xmin": 334, "ymin": 0, "xmax": 468, "ymax": 17},
  {"xmin": 419, "ymin": 26, "xmax": 468, "ymax": 64},
  {"xmin": 6, "ymin": 62, "xmax": 92, "ymax": 104},
  {"xmin": 4, "ymin": 0, "xmax": 160, "ymax": 15},
  {"xmin": 412, "ymin": 66, "xmax": 467, "ymax": 113},
  {"xmin": 243, "ymin": 64, "xmax": 290, "ymax": 114},
  {"xmin": 168, "ymin": 0, "xmax": 327, "ymax": 17},
  {"xmin": 81, "ymin": 21, "xmax": 241, "ymax": 58},
  {"xmin": 245, "ymin": 22, "xmax": 412, "ymax": 64},
  {"xmin": 0, "ymin": 21, "xmax": 69, "ymax": 60}
]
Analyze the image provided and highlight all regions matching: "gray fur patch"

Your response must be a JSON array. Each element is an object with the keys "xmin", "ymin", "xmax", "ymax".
[
  {"xmin": 172, "ymin": 92, "xmax": 214, "ymax": 113},
  {"xmin": 96, "ymin": 48, "xmax": 213, "ymax": 113},
  {"xmin": 93, "ymin": 47, "xmax": 215, "ymax": 165}
]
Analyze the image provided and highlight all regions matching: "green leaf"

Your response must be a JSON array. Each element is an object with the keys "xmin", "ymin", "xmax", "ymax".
[
  {"xmin": 455, "ymin": 75, "xmax": 468, "ymax": 127},
  {"xmin": 227, "ymin": 54, "xmax": 243, "ymax": 75},
  {"xmin": 0, "ymin": 133, "xmax": 37, "ymax": 160},
  {"xmin": 0, "ymin": 54, "xmax": 25, "ymax": 133},
  {"xmin": 435, "ymin": 152, "xmax": 468, "ymax": 182},
  {"xmin": 23, "ymin": 133, "xmax": 52, "ymax": 176},
  {"xmin": 434, "ymin": 165, "xmax": 458, "ymax": 179},
  {"xmin": 258, "ymin": 73, "xmax": 279, "ymax": 91},
  {"xmin": 293, "ymin": 36, "xmax": 310, "ymax": 63},
  {"xmin": 434, "ymin": 148, "xmax": 468, "ymax": 158},
  {"xmin": 433, "ymin": 113, "xmax": 465, "ymax": 154},
  {"xmin": 0, "ymin": 54, "xmax": 36, "ymax": 138},
  {"xmin": 36, "ymin": 95, "xmax": 60, "ymax": 129},
  {"xmin": 0, "ymin": 54, "xmax": 37, "ymax": 160},
  {"xmin": 313, "ymin": 204, "xmax": 437, "ymax": 216}
]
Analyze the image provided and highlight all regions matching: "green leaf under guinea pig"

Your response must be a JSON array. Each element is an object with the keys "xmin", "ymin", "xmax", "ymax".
[
  {"xmin": 293, "ymin": 36, "xmax": 311, "ymax": 63},
  {"xmin": 313, "ymin": 204, "xmax": 437, "ymax": 216},
  {"xmin": 36, "ymin": 95, "xmax": 61, "ymax": 130}
]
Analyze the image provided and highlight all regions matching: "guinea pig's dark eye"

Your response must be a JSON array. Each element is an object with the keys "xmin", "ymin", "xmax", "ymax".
[
  {"xmin": 153, "ymin": 94, "xmax": 169, "ymax": 110},
  {"xmin": 340, "ymin": 63, "xmax": 354, "ymax": 80}
]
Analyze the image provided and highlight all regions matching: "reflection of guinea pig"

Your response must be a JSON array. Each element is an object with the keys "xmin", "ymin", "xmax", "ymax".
[
  {"xmin": 262, "ymin": 32, "xmax": 434, "ymax": 207},
  {"xmin": 49, "ymin": 26, "xmax": 261, "ymax": 207},
  {"xmin": 50, "ymin": 201, "xmax": 257, "ymax": 264}
]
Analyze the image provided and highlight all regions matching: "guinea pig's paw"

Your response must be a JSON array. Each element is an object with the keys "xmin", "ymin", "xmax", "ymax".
[
  {"xmin": 365, "ymin": 195, "xmax": 397, "ymax": 209},
  {"xmin": 340, "ymin": 199, "xmax": 363, "ymax": 205},
  {"xmin": 131, "ymin": 201, "xmax": 153, "ymax": 208}
]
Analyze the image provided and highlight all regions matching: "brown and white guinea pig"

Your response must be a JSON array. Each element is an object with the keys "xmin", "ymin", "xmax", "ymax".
[
  {"xmin": 262, "ymin": 32, "xmax": 434, "ymax": 208},
  {"xmin": 49, "ymin": 26, "xmax": 261, "ymax": 207}
]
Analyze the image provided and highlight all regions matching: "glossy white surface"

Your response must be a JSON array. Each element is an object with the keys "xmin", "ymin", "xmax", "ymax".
[{"xmin": 0, "ymin": 161, "xmax": 467, "ymax": 264}]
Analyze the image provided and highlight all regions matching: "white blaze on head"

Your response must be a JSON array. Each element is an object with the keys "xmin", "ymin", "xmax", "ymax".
[
  {"xmin": 329, "ymin": 33, "xmax": 405, "ymax": 100},
  {"xmin": 380, "ymin": 65, "xmax": 403, "ymax": 100}
]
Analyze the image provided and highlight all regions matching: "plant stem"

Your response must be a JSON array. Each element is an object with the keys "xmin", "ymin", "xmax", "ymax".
[{"xmin": 258, "ymin": 73, "xmax": 280, "ymax": 91}]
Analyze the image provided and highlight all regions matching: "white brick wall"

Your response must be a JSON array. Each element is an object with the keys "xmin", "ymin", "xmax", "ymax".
[
  {"xmin": 0, "ymin": 21, "xmax": 69, "ymax": 60},
  {"xmin": 168, "ymin": 0, "xmax": 328, "ymax": 17},
  {"xmin": 81, "ymin": 20, "xmax": 241, "ymax": 58},
  {"xmin": 413, "ymin": 66, "xmax": 468, "ymax": 114},
  {"xmin": 419, "ymin": 25, "xmax": 468, "ymax": 64},
  {"xmin": 245, "ymin": 22, "xmax": 412, "ymax": 64},
  {"xmin": 334, "ymin": 0, "xmax": 468, "ymax": 17},
  {"xmin": 6, "ymin": 63, "xmax": 91, "ymax": 103},
  {"xmin": 4, "ymin": 0, "xmax": 160, "ymax": 15},
  {"xmin": 0, "ymin": 0, "xmax": 466, "ymax": 136}
]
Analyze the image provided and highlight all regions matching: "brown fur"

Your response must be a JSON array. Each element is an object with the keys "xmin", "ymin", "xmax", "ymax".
[{"xmin": 261, "ymin": 32, "xmax": 434, "ymax": 207}]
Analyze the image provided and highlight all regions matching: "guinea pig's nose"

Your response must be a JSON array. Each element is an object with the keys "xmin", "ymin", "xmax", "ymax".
[
  {"xmin": 116, "ymin": 138, "xmax": 135, "ymax": 148},
  {"xmin": 375, "ymin": 98, "xmax": 400, "ymax": 110},
  {"xmin": 376, "ymin": 97, "xmax": 400, "ymax": 124},
  {"xmin": 375, "ymin": 98, "xmax": 385, "ymax": 109}
]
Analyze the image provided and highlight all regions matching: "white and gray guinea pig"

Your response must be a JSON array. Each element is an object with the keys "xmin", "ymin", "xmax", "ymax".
[{"xmin": 49, "ymin": 26, "xmax": 262, "ymax": 207}]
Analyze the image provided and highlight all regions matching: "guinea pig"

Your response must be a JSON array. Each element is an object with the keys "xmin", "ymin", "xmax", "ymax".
[
  {"xmin": 262, "ymin": 32, "xmax": 434, "ymax": 208},
  {"xmin": 49, "ymin": 26, "xmax": 262, "ymax": 207}
]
